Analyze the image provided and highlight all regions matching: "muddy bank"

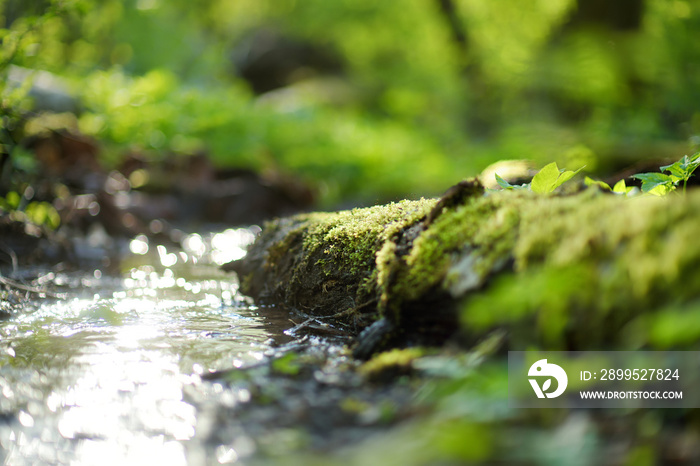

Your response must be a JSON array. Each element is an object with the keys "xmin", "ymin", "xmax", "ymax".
[{"xmin": 229, "ymin": 180, "xmax": 700, "ymax": 357}]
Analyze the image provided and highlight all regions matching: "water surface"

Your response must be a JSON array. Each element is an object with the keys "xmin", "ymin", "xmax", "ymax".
[{"xmin": 0, "ymin": 229, "xmax": 292, "ymax": 465}]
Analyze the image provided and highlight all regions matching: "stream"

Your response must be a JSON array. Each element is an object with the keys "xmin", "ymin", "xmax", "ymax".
[{"xmin": 0, "ymin": 227, "xmax": 322, "ymax": 465}]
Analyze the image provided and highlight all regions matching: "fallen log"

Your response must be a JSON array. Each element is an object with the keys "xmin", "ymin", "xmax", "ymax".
[{"xmin": 226, "ymin": 180, "xmax": 700, "ymax": 358}]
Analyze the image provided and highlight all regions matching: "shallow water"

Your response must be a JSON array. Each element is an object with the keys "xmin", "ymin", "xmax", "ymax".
[{"xmin": 0, "ymin": 229, "xmax": 296, "ymax": 465}]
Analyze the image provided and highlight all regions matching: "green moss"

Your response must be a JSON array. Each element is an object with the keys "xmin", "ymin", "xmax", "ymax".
[
  {"xmin": 456, "ymin": 189, "xmax": 700, "ymax": 349},
  {"xmin": 235, "ymin": 198, "xmax": 436, "ymax": 326},
  {"xmin": 301, "ymin": 199, "xmax": 435, "ymax": 274},
  {"xmin": 378, "ymin": 190, "xmax": 525, "ymax": 319},
  {"xmin": 359, "ymin": 347, "xmax": 426, "ymax": 379},
  {"xmin": 366, "ymin": 186, "xmax": 700, "ymax": 349},
  {"xmin": 291, "ymin": 200, "xmax": 434, "ymax": 302}
]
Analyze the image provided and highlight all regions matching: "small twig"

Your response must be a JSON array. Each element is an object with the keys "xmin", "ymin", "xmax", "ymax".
[{"xmin": 287, "ymin": 317, "xmax": 318, "ymax": 334}]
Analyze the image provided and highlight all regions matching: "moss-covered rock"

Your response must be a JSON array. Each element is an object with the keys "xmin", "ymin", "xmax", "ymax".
[
  {"xmin": 228, "ymin": 180, "xmax": 700, "ymax": 357},
  {"xmin": 225, "ymin": 198, "xmax": 437, "ymax": 332}
]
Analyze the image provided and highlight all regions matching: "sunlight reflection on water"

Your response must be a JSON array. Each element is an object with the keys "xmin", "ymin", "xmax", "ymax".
[
  {"xmin": 0, "ymin": 233, "xmax": 289, "ymax": 465},
  {"xmin": 130, "ymin": 227, "xmax": 259, "ymax": 267}
]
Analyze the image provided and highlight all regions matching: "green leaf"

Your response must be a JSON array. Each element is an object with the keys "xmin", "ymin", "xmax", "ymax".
[
  {"xmin": 530, "ymin": 162, "xmax": 560, "ymax": 193},
  {"xmin": 685, "ymin": 154, "xmax": 700, "ymax": 178},
  {"xmin": 632, "ymin": 172, "xmax": 675, "ymax": 194},
  {"xmin": 45, "ymin": 206, "xmax": 61, "ymax": 230},
  {"xmin": 660, "ymin": 158, "xmax": 687, "ymax": 181},
  {"xmin": 584, "ymin": 176, "xmax": 611, "ymax": 191},
  {"xmin": 495, "ymin": 173, "xmax": 528, "ymax": 190},
  {"xmin": 660, "ymin": 154, "xmax": 700, "ymax": 183},
  {"xmin": 531, "ymin": 163, "xmax": 583, "ymax": 194},
  {"xmin": 660, "ymin": 165, "xmax": 684, "ymax": 181},
  {"xmin": 632, "ymin": 172, "xmax": 673, "ymax": 184},
  {"xmin": 495, "ymin": 173, "xmax": 514, "ymax": 190},
  {"xmin": 659, "ymin": 156, "xmax": 681, "ymax": 172},
  {"xmin": 586, "ymin": 178, "xmax": 633, "ymax": 196},
  {"xmin": 551, "ymin": 166, "xmax": 584, "ymax": 191},
  {"xmin": 647, "ymin": 184, "xmax": 675, "ymax": 196},
  {"xmin": 612, "ymin": 179, "xmax": 633, "ymax": 195}
]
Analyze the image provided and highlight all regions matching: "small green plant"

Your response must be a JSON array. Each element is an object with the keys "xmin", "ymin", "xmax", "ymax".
[
  {"xmin": 631, "ymin": 153, "xmax": 700, "ymax": 196},
  {"xmin": 584, "ymin": 177, "xmax": 635, "ymax": 196},
  {"xmin": 496, "ymin": 162, "xmax": 582, "ymax": 194}
]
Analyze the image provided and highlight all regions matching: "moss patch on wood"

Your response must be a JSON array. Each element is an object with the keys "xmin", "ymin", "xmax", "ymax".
[
  {"xmin": 228, "ymin": 181, "xmax": 700, "ymax": 357},
  {"xmin": 226, "ymin": 198, "xmax": 436, "ymax": 332}
]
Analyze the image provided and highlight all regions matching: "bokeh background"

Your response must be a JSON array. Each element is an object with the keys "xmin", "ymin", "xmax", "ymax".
[{"xmin": 2, "ymin": 0, "xmax": 700, "ymax": 206}]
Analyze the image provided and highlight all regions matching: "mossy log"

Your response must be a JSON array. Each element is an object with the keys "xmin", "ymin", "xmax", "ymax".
[{"xmin": 227, "ymin": 180, "xmax": 700, "ymax": 358}]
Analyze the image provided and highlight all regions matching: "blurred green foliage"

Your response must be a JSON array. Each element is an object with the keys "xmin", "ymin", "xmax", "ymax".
[
  {"xmin": 2, "ymin": 0, "xmax": 700, "ymax": 205},
  {"xmin": 0, "ymin": 189, "xmax": 60, "ymax": 228}
]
